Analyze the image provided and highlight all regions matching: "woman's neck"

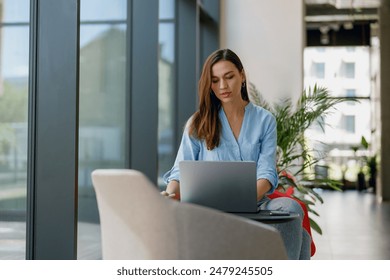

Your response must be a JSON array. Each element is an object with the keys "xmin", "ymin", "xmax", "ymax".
[
  {"xmin": 222, "ymin": 99, "xmax": 249, "ymax": 141},
  {"xmin": 222, "ymin": 99, "xmax": 249, "ymax": 119}
]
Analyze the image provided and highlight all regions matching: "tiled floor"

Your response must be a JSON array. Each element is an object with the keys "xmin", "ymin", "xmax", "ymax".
[
  {"xmin": 1, "ymin": 188, "xmax": 390, "ymax": 260},
  {"xmin": 0, "ymin": 221, "xmax": 102, "ymax": 260},
  {"xmin": 311, "ymin": 188, "xmax": 390, "ymax": 260}
]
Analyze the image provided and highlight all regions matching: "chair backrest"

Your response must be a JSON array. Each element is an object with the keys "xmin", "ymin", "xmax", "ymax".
[
  {"xmin": 92, "ymin": 169, "xmax": 287, "ymax": 260},
  {"xmin": 92, "ymin": 169, "xmax": 179, "ymax": 259}
]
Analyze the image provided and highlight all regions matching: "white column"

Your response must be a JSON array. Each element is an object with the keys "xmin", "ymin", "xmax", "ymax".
[{"xmin": 220, "ymin": 0, "xmax": 305, "ymax": 105}]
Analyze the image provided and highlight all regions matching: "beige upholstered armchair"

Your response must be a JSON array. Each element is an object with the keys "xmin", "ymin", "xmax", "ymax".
[{"xmin": 91, "ymin": 169, "xmax": 287, "ymax": 260}]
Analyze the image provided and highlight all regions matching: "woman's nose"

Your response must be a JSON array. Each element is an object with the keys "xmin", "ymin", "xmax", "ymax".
[{"xmin": 219, "ymin": 79, "xmax": 227, "ymax": 89}]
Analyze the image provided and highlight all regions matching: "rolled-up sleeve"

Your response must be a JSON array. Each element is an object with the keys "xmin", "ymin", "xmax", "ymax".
[
  {"xmin": 162, "ymin": 123, "xmax": 200, "ymax": 184},
  {"xmin": 256, "ymin": 114, "xmax": 278, "ymax": 194}
]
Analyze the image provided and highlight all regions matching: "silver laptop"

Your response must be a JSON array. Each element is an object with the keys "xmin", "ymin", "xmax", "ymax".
[{"xmin": 179, "ymin": 160, "xmax": 258, "ymax": 213}]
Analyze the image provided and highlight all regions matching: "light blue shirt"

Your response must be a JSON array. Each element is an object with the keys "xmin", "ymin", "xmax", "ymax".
[{"xmin": 163, "ymin": 102, "xmax": 278, "ymax": 194}]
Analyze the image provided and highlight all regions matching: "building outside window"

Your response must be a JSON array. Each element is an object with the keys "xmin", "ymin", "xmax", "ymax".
[
  {"xmin": 78, "ymin": 0, "xmax": 127, "ymax": 260},
  {"xmin": 158, "ymin": 0, "xmax": 175, "ymax": 188},
  {"xmin": 304, "ymin": 46, "xmax": 372, "ymax": 183},
  {"xmin": 0, "ymin": 0, "xmax": 29, "ymax": 260}
]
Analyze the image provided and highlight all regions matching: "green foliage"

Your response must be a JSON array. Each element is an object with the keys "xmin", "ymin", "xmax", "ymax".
[
  {"xmin": 0, "ymin": 82, "xmax": 28, "ymax": 123},
  {"xmin": 0, "ymin": 81, "xmax": 28, "ymax": 167},
  {"xmin": 361, "ymin": 135, "xmax": 369, "ymax": 150},
  {"xmin": 249, "ymin": 83, "xmax": 356, "ymax": 234},
  {"xmin": 357, "ymin": 135, "xmax": 378, "ymax": 179}
]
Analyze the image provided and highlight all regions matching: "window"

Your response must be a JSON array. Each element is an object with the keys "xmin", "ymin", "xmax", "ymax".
[
  {"xmin": 0, "ymin": 0, "xmax": 30, "ymax": 260},
  {"xmin": 342, "ymin": 62, "xmax": 355, "ymax": 78},
  {"xmin": 304, "ymin": 46, "xmax": 372, "ymax": 182},
  {"xmin": 312, "ymin": 62, "xmax": 325, "ymax": 79},
  {"xmin": 341, "ymin": 115, "xmax": 356, "ymax": 133},
  {"xmin": 11, "ymin": 0, "xmax": 218, "ymax": 259},
  {"xmin": 158, "ymin": 0, "xmax": 175, "ymax": 188},
  {"xmin": 78, "ymin": 0, "xmax": 127, "ymax": 260},
  {"xmin": 345, "ymin": 88, "xmax": 356, "ymax": 105}
]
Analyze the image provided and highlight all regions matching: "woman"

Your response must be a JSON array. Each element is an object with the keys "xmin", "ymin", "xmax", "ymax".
[{"xmin": 162, "ymin": 48, "xmax": 310, "ymax": 260}]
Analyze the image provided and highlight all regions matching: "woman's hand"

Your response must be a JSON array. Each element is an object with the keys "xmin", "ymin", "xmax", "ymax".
[
  {"xmin": 161, "ymin": 180, "xmax": 180, "ymax": 199},
  {"xmin": 257, "ymin": 178, "xmax": 272, "ymax": 201},
  {"xmin": 160, "ymin": 190, "xmax": 176, "ymax": 198}
]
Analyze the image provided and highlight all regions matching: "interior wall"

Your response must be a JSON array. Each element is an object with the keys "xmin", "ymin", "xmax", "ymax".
[{"xmin": 220, "ymin": 0, "xmax": 305, "ymax": 105}]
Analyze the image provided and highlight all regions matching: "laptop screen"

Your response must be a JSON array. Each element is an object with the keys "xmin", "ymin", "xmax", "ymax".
[{"xmin": 179, "ymin": 161, "xmax": 258, "ymax": 213}]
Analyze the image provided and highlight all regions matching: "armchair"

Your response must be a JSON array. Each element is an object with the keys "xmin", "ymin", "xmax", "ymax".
[{"xmin": 91, "ymin": 169, "xmax": 287, "ymax": 260}]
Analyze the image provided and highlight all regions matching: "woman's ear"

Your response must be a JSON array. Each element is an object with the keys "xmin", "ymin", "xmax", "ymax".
[{"xmin": 241, "ymin": 69, "xmax": 246, "ymax": 83}]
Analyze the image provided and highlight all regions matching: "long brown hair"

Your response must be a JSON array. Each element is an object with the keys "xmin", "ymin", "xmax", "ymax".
[{"xmin": 189, "ymin": 49, "xmax": 249, "ymax": 150}]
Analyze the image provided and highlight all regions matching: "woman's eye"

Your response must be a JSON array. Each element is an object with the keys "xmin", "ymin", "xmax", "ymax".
[
  {"xmin": 212, "ymin": 80, "xmax": 218, "ymax": 83},
  {"xmin": 226, "ymin": 75, "xmax": 233, "ymax": 79}
]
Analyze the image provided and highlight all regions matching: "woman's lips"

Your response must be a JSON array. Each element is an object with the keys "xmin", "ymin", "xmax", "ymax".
[{"xmin": 220, "ymin": 92, "xmax": 231, "ymax": 98}]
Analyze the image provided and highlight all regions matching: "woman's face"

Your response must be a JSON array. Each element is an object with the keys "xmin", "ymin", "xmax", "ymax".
[{"xmin": 210, "ymin": 60, "xmax": 245, "ymax": 105}]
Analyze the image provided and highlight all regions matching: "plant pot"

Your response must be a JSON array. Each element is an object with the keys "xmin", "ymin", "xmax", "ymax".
[{"xmin": 357, "ymin": 172, "xmax": 366, "ymax": 191}]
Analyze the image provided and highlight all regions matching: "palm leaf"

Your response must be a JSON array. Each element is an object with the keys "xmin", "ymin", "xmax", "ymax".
[
  {"xmin": 309, "ymin": 217, "xmax": 323, "ymax": 235},
  {"xmin": 249, "ymin": 83, "xmax": 358, "ymax": 235},
  {"xmin": 307, "ymin": 208, "xmax": 320, "ymax": 217}
]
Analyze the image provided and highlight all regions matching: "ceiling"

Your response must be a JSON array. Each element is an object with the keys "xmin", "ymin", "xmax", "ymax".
[
  {"xmin": 305, "ymin": 0, "xmax": 381, "ymax": 46},
  {"xmin": 306, "ymin": 0, "xmax": 380, "ymax": 9},
  {"xmin": 305, "ymin": 0, "xmax": 380, "ymax": 24}
]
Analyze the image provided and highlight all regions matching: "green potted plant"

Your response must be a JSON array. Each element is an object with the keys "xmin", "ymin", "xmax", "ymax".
[
  {"xmin": 350, "ymin": 143, "xmax": 366, "ymax": 191},
  {"xmin": 359, "ymin": 135, "xmax": 378, "ymax": 193},
  {"xmin": 249, "ymin": 83, "xmax": 356, "ymax": 234}
]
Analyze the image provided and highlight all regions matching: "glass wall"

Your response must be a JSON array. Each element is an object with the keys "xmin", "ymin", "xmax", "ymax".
[
  {"xmin": 304, "ymin": 46, "xmax": 373, "ymax": 184},
  {"xmin": 0, "ymin": 0, "xmax": 29, "ymax": 260},
  {"xmin": 0, "ymin": 0, "xmax": 218, "ymax": 260},
  {"xmin": 78, "ymin": 0, "xmax": 127, "ymax": 259},
  {"xmin": 158, "ymin": 0, "xmax": 176, "ymax": 188}
]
